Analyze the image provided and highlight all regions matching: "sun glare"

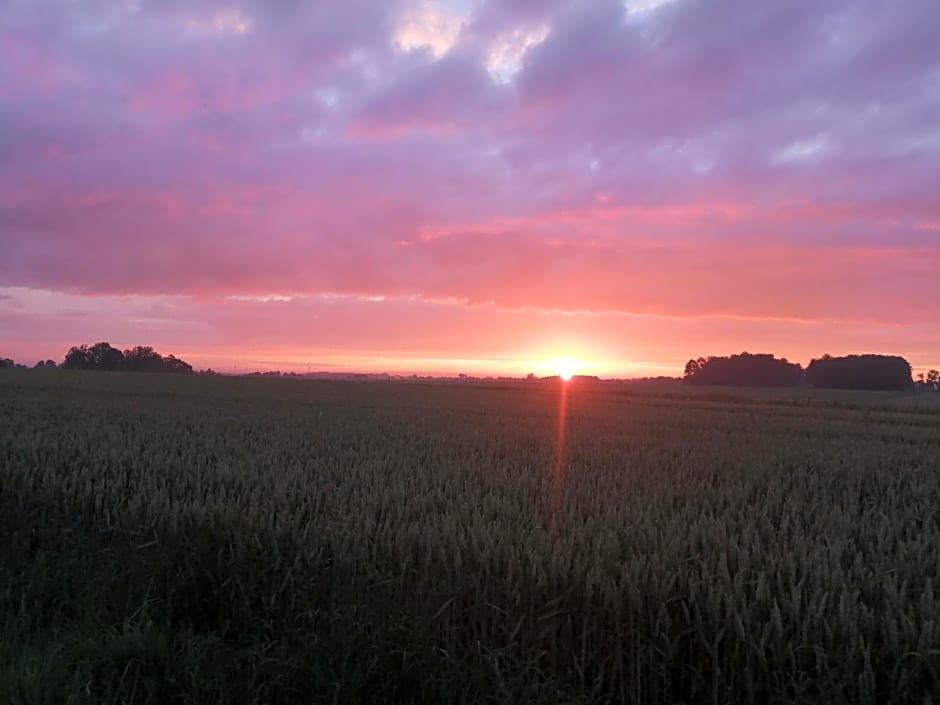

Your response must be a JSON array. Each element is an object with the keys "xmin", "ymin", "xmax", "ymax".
[
  {"xmin": 530, "ymin": 352, "xmax": 594, "ymax": 380},
  {"xmin": 552, "ymin": 357, "xmax": 579, "ymax": 381}
]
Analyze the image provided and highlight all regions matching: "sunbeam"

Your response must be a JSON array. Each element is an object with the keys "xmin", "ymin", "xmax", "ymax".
[{"xmin": 548, "ymin": 377, "xmax": 570, "ymax": 535}]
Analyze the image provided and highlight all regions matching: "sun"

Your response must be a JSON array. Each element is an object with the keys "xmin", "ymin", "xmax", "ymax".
[
  {"xmin": 531, "ymin": 353, "xmax": 588, "ymax": 381},
  {"xmin": 553, "ymin": 357, "xmax": 579, "ymax": 381}
]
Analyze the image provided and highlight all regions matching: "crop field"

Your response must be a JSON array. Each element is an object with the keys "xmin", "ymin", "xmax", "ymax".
[{"xmin": 2, "ymin": 370, "xmax": 939, "ymax": 704}]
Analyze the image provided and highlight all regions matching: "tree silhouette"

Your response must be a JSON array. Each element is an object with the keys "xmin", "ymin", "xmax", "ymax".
[
  {"xmin": 123, "ymin": 346, "xmax": 165, "ymax": 373},
  {"xmin": 63, "ymin": 346, "xmax": 90, "ymax": 370},
  {"xmin": 806, "ymin": 354, "xmax": 913, "ymax": 391},
  {"xmin": 684, "ymin": 357, "xmax": 708, "ymax": 378},
  {"xmin": 683, "ymin": 352, "xmax": 802, "ymax": 387},
  {"xmin": 88, "ymin": 342, "xmax": 124, "ymax": 370},
  {"xmin": 927, "ymin": 370, "xmax": 940, "ymax": 391},
  {"xmin": 61, "ymin": 342, "xmax": 193, "ymax": 374},
  {"xmin": 65, "ymin": 343, "xmax": 124, "ymax": 370},
  {"xmin": 161, "ymin": 354, "xmax": 193, "ymax": 374}
]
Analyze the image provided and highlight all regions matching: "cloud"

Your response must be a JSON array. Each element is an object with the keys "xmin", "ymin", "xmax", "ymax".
[
  {"xmin": 393, "ymin": 2, "xmax": 467, "ymax": 57},
  {"xmin": 485, "ymin": 24, "xmax": 548, "ymax": 83},
  {"xmin": 183, "ymin": 7, "xmax": 253, "ymax": 37},
  {"xmin": 350, "ymin": 53, "xmax": 501, "ymax": 136},
  {"xmin": 4, "ymin": 285, "xmax": 939, "ymax": 375}
]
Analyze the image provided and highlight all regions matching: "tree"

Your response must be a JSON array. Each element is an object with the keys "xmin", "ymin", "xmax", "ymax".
[
  {"xmin": 123, "ymin": 346, "xmax": 165, "ymax": 373},
  {"xmin": 63, "ymin": 346, "xmax": 90, "ymax": 370},
  {"xmin": 61, "ymin": 342, "xmax": 192, "ymax": 373},
  {"xmin": 0, "ymin": 358, "xmax": 15, "ymax": 369},
  {"xmin": 162, "ymin": 355, "xmax": 194, "ymax": 375},
  {"xmin": 64, "ymin": 342, "xmax": 125, "ymax": 370},
  {"xmin": 683, "ymin": 352, "xmax": 802, "ymax": 387},
  {"xmin": 87, "ymin": 342, "xmax": 124, "ymax": 371},
  {"xmin": 805, "ymin": 354, "xmax": 913, "ymax": 391},
  {"xmin": 927, "ymin": 370, "xmax": 940, "ymax": 391},
  {"xmin": 683, "ymin": 357, "xmax": 708, "ymax": 379}
]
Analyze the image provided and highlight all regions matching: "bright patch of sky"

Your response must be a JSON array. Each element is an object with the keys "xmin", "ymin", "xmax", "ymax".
[
  {"xmin": 623, "ymin": 0, "xmax": 679, "ymax": 21},
  {"xmin": 771, "ymin": 134, "xmax": 832, "ymax": 165},
  {"xmin": 652, "ymin": 139, "xmax": 717, "ymax": 174},
  {"xmin": 227, "ymin": 294, "xmax": 295, "ymax": 303},
  {"xmin": 486, "ymin": 25, "xmax": 549, "ymax": 83},
  {"xmin": 316, "ymin": 88, "xmax": 339, "ymax": 109},
  {"xmin": 393, "ymin": 2, "xmax": 469, "ymax": 57},
  {"xmin": 184, "ymin": 8, "xmax": 253, "ymax": 37}
]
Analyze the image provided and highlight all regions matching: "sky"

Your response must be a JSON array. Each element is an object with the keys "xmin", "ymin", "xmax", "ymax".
[{"xmin": 1, "ymin": 0, "xmax": 938, "ymax": 377}]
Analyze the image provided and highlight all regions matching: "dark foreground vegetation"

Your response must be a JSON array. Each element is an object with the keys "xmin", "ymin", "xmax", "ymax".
[{"xmin": 2, "ymin": 371, "xmax": 939, "ymax": 704}]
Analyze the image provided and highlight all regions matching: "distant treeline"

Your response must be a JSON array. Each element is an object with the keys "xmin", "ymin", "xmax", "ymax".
[
  {"xmin": 61, "ymin": 342, "xmax": 194, "ymax": 374},
  {"xmin": 806, "ymin": 355, "xmax": 916, "ymax": 391},
  {"xmin": 2, "ymin": 358, "xmax": 58, "ymax": 369},
  {"xmin": 4, "ymin": 347, "xmax": 938, "ymax": 390},
  {"xmin": 684, "ymin": 353, "xmax": 803, "ymax": 387},
  {"xmin": 1, "ymin": 343, "xmax": 194, "ymax": 374},
  {"xmin": 684, "ymin": 352, "xmax": 936, "ymax": 391}
]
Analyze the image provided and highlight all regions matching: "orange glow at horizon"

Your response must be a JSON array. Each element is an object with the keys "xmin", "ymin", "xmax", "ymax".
[
  {"xmin": 174, "ymin": 345, "xmax": 641, "ymax": 378},
  {"xmin": 537, "ymin": 355, "xmax": 587, "ymax": 381},
  {"xmin": 5, "ymin": 286, "xmax": 938, "ymax": 379},
  {"xmin": 556, "ymin": 359, "xmax": 576, "ymax": 381}
]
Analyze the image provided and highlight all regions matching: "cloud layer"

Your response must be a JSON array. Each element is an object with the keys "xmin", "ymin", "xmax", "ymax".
[{"xmin": 2, "ymin": 0, "xmax": 938, "ymax": 372}]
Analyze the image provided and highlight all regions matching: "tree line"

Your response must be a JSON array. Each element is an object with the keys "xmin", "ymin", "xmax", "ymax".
[
  {"xmin": 4, "ymin": 346, "xmax": 938, "ymax": 389},
  {"xmin": 684, "ymin": 352, "xmax": 938, "ymax": 391},
  {"xmin": 0, "ymin": 342, "xmax": 193, "ymax": 374},
  {"xmin": 917, "ymin": 369, "xmax": 940, "ymax": 391},
  {"xmin": 1, "ymin": 358, "xmax": 58, "ymax": 369}
]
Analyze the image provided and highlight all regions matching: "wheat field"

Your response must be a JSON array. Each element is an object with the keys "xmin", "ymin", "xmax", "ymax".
[{"xmin": 2, "ymin": 370, "xmax": 938, "ymax": 704}]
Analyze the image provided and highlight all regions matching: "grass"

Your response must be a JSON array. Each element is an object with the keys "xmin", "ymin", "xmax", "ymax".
[{"xmin": 1, "ymin": 370, "xmax": 939, "ymax": 703}]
